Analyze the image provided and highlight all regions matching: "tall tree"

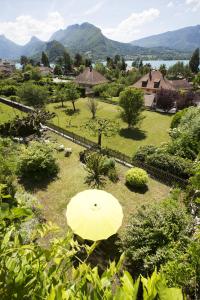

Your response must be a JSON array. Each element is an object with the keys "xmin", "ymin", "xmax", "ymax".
[
  {"xmin": 119, "ymin": 88, "xmax": 144, "ymax": 128},
  {"xmin": 65, "ymin": 83, "xmax": 80, "ymax": 112},
  {"xmin": 121, "ymin": 58, "xmax": 127, "ymax": 71},
  {"xmin": 63, "ymin": 51, "xmax": 72, "ymax": 74},
  {"xmin": 189, "ymin": 48, "xmax": 199, "ymax": 73},
  {"xmin": 41, "ymin": 52, "xmax": 50, "ymax": 67},
  {"xmin": 74, "ymin": 53, "xmax": 83, "ymax": 67},
  {"xmin": 54, "ymin": 65, "xmax": 62, "ymax": 76},
  {"xmin": 20, "ymin": 56, "xmax": 28, "ymax": 69},
  {"xmin": 159, "ymin": 64, "xmax": 167, "ymax": 78},
  {"xmin": 87, "ymin": 98, "xmax": 99, "ymax": 119}
]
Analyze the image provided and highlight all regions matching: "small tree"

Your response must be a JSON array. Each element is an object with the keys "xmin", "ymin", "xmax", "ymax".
[
  {"xmin": 41, "ymin": 52, "xmax": 50, "ymax": 67},
  {"xmin": 84, "ymin": 118, "xmax": 119, "ymax": 147},
  {"xmin": 87, "ymin": 98, "xmax": 99, "ymax": 119},
  {"xmin": 54, "ymin": 65, "xmax": 62, "ymax": 76},
  {"xmin": 55, "ymin": 89, "xmax": 66, "ymax": 108},
  {"xmin": 189, "ymin": 48, "xmax": 199, "ymax": 73},
  {"xmin": 65, "ymin": 83, "xmax": 80, "ymax": 112},
  {"xmin": 156, "ymin": 89, "xmax": 178, "ymax": 112},
  {"xmin": 119, "ymin": 88, "xmax": 144, "ymax": 128},
  {"xmin": 17, "ymin": 83, "xmax": 49, "ymax": 108},
  {"xmin": 159, "ymin": 64, "xmax": 167, "ymax": 78}
]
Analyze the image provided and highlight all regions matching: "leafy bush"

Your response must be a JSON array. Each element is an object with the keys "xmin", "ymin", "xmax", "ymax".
[
  {"xmin": 125, "ymin": 167, "xmax": 148, "ymax": 188},
  {"xmin": 170, "ymin": 108, "xmax": 189, "ymax": 129},
  {"xmin": 102, "ymin": 157, "xmax": 116, "ymax": 174},
  {"xmin": 9, "ymin": 95, "xmax": 20, "ymax": 102},
  {"xmin": 133, "ymin": 145, "xmax": 157, "ymax": 162},
  {"xmin": 108, "ymin": 168, "xmax": 119, "ymax": 183},
  {"xmin": 17, "ymin": 142, "xmax": 59, "ymax": 182},
  {"xmin": 121, "ymin": 195, "xmax": 193, "ymax": 276},
  {"xmin": 0, "ymin": 85, "xmax": 17, "ymax": 96},
  {"xmin": 17, "ymin": 83, "xmax": 49, "ymax": 107},
  {"xmin": 146, "ymin": 152, "xmax": 193, "ymax": 179}
]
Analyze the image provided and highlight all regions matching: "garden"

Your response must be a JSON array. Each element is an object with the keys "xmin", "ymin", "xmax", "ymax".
[
  {"xmin": 0, "ymin": 53, "xmax": 200, "ymax": 299},
  {"xmin": 47, "ymin": 98, "xmax": 172, "ymax": 156}
]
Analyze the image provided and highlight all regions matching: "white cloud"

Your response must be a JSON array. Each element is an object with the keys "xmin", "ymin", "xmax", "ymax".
[
  {"xmin": 102, "ymin": 8, "xmax": 160, "ymax": 42},
  {"xmin": 83, "ymin": 2, "xmax": 104, "ymax": 16},
  {"xmin": 186, "ymin": 0, "xmax": 200, "ymax": 11},
  {"xmin": 167, "ymin": 1, "xmax": 174, "ymax": 7},
  {"xmin": 0, "ymin": 12, "xmax": 65, "ymax": 45}
]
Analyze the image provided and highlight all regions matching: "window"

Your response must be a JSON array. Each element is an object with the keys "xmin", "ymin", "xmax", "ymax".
[
  {"xmin": 154, "ymin": 80, "xmax": 160, "ymax": 89},
  {"xmin": 142, "ymin": 80, "xmax": 148, "ymax": 87}
]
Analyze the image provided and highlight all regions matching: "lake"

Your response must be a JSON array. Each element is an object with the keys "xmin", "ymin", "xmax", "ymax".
[
  {"xmin": 127, "ymin": 60, "xmax": 189, "ymax": 69},
  {"xmin": 101, "ymin": 60, "xmax": 189, "ymax": 69}
]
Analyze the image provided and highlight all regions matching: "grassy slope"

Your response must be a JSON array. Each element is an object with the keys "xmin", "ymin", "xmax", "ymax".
[
  {"xmin": 0, "ymin": 102, "xmax": 24, "ymax": 124},
  {"xmin": 34, "ymin": 132, "xmax": 170, "ymax": 234},
  {"xmin": 47, "ymin": 98, "xmax": 172, "ymax": 157}
]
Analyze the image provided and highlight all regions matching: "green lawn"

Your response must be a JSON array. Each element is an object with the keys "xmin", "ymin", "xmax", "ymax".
[
  {"xmin": 33, "ymin": 132, "xmax": 170, "ymax": 235},
  {"xmin": 0, "ymin": 102, "xmax": 24, "ymax": 124},
  {"xmin": 47, "ymin": 98, "xmax": 172, "ymax": 157}
]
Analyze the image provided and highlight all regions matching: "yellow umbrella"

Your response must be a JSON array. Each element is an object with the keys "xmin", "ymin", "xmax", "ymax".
[{"xmin": 66, "ymin": 189, "xmax": 123, "ymax": 241}]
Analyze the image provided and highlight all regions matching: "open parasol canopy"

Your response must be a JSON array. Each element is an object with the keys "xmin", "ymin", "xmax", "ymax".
[{"xmin": 66, "ymin": 189, "xmax": 123, "ymax": 241}]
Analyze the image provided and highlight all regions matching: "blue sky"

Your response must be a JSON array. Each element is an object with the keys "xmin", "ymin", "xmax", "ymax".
[{"xmin": 0, "ymin": 0, "xmax": 199, "ymax": 44}]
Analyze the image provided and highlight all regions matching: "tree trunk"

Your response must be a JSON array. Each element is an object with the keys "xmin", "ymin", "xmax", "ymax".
[
  {"xmin": 72, "ymin": 101, "xmax": 76, "ymax": 112},
  {"xmin": 61, "ymin": 100, "xmax": 64, "ymax": 108},
  {"xmin": 98, "ymin": 132, "xmax": 102, "ymax": 148}
]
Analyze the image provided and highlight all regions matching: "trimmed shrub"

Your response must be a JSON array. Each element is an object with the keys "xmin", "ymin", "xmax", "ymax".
[
  {"xmin": 146, "ymin": 152, "xmax": 193, "ymax": 179},
  {"xmin": 126, "ymin": 167, "xmax": 148, "ymax": 188},
  {"xmin": 102, "ymin": 158, "xmax": 115, "ymax": 174},
  {"xmin": 17, "ymin": 142, "xmax": 59, "ymax": 182},
  {"xmin": 133, "ymin": 145, "xmax": 157, "ymax": 162}
]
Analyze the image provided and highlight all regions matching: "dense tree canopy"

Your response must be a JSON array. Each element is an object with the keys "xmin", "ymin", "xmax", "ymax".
[{"xmin": 119, "ymin": 88, "xmax": 144, "ymax": 128}]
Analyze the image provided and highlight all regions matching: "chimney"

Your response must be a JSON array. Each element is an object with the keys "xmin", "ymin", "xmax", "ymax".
[{"xmin": 149, "ymin": 70, "xmax": 152, "ymax": 81}]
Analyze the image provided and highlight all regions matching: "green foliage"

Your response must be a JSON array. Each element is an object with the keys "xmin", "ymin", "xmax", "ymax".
[
  {"xmin": 0, "ymin": 85, "xmax": 17, "ymax": 96},
  {"xmin": 162, "ymin": 238, "xmax": 200, "ymax": 298},
  {"xmin": 65, "ymin": 82, "xmax": 81, "ymax": 112},
  {"xmin": 125, "ymin": 167, "xmax": 148, "ymax": 188},
  {"xmin": 0, "ymin": 138, "xmax": 18, "ymax": 195},
  {"xmin": 159, "ymin": 64, "xmax": 167, "ymax": 77},
  {"xmin": 189, "ymin": 48, "xmax": 199, "ymax": 73},
  {"xmin": 41, "ymin": 51, "xmax": 49, "ymax": 67},
  {"xmin": 0, "ymin": 109, "xmax": 55, "ymax": 137},
  {"xmin": 133, "ymin": 145, "xmax": 157, "ymax": 162},
  {"xmin": 17, "ymin": 83, "xmax": 49, "ymax": 107},
  {"xmin": 53, "ymin": 64, "xmax": 62, "ymax": 75},
  {"xmin": 119, "ymin": 88, "xmax": 144, "ymax": 128},
  {"xmin": 17, "ymin": 141, "xmax": 59, "ymax": 182},
  {"xmin": 85, "ymin": 152, "xmax": 107, "ymax": 188},
  {"xmin": 146, "ymin": 152, "xmax": 193, "ymax": 179},
  {"xmin": 169, "ymin": 107, "xmax": 200, "ymax": 160},
  {"xmin": 121, "ymin": 195, "xmax": 193, "ymax": 276},
  {"xmin": 167, "ymin": 62, "xmax": 192, "ymax": 80},
  {"xmin": 87, "ymin": 98, "xmax": 99, "ymax": 119},
  {"xmin": 170, "ymin": 108, "xmax": 189, "ymax": 129},
  {"xmin": 84, "ymin": 118, "xmax": 119, "ymax": 147}
]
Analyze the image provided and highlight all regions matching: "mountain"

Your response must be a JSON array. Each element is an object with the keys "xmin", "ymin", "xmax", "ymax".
[
  {"xmin": 0, "ymin": 23, "xmax": 196, "ymax": 61},
  {"xmin": 131, "ymin": 25, "xmax": 200, "ymax": 51},
  {"xmin": 49, "ymin": 22, "xmax": 157, "ymax": 59},
  {"xmin": 21, "ymin": 36, "xmax": 46, "ymax": 57},
  {"xmin": 0, "ymin": 35, "xmax": 22, "ymax": 59}
]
